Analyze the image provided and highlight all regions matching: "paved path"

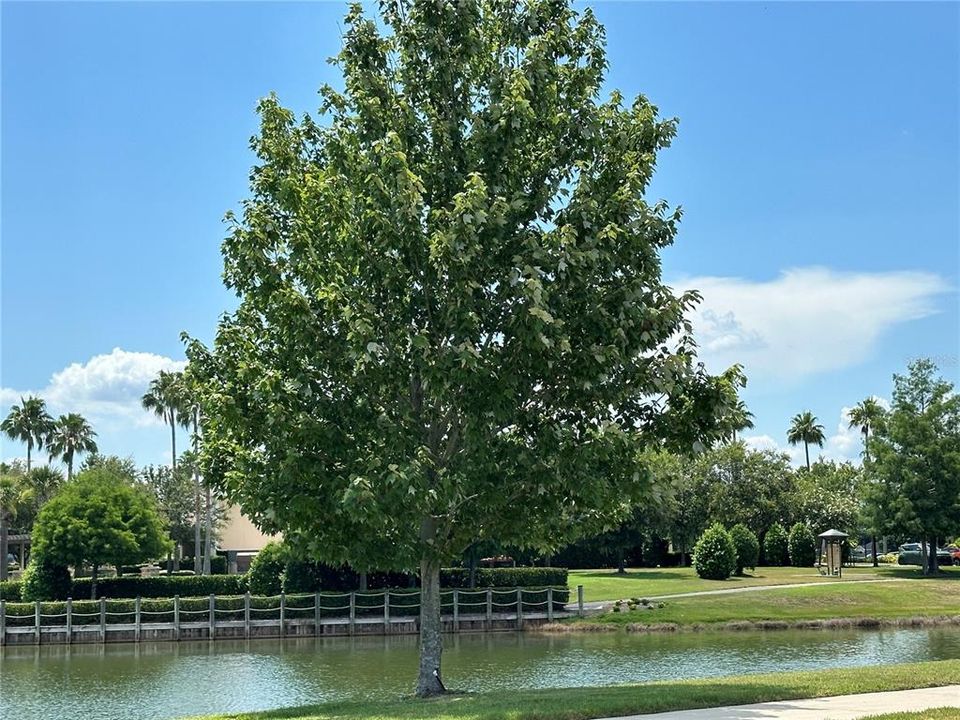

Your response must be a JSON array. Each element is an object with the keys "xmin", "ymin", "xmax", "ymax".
[
  {"xmin": 594, "ymin": 685, "xmax": 960, "ymax": 719},
  {"xmin": 568, "ymin": 578, "xmax": 908, "ymax": 612}
]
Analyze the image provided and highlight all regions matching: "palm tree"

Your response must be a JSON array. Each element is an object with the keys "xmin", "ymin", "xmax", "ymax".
[
  {"xmin": 1, "ymin": 396, "xmax": 54, "ymax": 471},
  {"xmin": 787, "ymin": 411, "xmax": 826, "ymax": 471},
  {"xmin": 848, "ymin": 397, "xmax": 886, "ymax": 567},
  {"xmin": 847, "ymin": 398, "xmax": 884, "ymax": 462},
  {"xmin": 46, "ymin": 414, "xmax": 98, "ymax": 481},
  {"xmin": 0, "ymin": 474, "xmax": 32, "ymax": 581},
  {"xmin": 142, "ymin": 371, "xmax": 186, "ymax": 473},
  {"xmin": 179, "ymin": 374, "xmax": 210, "ymax": 575},
  {"xmin": 728, "ymin": 399, "xmax": 755, "ymax": 443}
]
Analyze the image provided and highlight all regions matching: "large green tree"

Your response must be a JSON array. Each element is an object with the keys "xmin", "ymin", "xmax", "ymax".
[
  {"xmin": 869, "ymin": 359, "xmax": 960, "ymax": 575},
  {"xmin": 186, "ymin": 0, "xmax": 737, "ymax": 696},
  {"xmin": 1, "ymin": 396, "xmax": 55, "ymax": 472},
  {"xmin": 30, "ymin": 467, "xmax": 169, "ymax": 597},
  {"xmin": 46, "ymin": 413, "xmax": 99, "ymax": 481},
  {"xmin": 787, "ymin": 411, "xmax": 826, "ymax": 471},
  {"xmin": 0, "ymin": 473, "xmax": 33, "ymax": 580}
]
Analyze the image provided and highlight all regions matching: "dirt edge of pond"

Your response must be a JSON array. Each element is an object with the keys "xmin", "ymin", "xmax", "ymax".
[{"xmin": 538, "ymin": 614, "xmax": 960, "ymax": 634}]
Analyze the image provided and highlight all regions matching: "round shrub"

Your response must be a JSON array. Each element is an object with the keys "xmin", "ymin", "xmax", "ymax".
[
  {"xmin": 788, "ymin": 523, "xmax": 817, "ymax": 567},
  {"xmin": 729, "ymin": 524, "xmax": 759, "ymax": 575},
  {"xmin": 763, "ymin": 523, "xmax": 790, "ymax": 566},
  {"xmin": 246, "ymin": 541, "xmax": 287, "ymax": 595},
  {"xmin": 21, "ymin": 557, "xmax": 72, "ymax": 601},
  {"xmin": 692, "ymin": 523, "xmax": 737, "ymax": 580}
]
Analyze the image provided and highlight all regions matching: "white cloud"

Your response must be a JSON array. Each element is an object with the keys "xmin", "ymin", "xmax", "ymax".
[
  {"xmin": 674, "ymin": 267, "xmax": 950, "ymax": 383},
  {"xmin": 1, "ymin": 347, "xmax": 186, "ymax": 432}
]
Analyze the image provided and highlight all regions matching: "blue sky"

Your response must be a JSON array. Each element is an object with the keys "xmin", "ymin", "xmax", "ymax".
[{"xmin": 2, "ymin": 1, "xmax": 957, "ymax": 469}]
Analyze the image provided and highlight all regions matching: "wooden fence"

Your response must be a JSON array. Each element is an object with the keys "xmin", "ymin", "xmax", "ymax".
[{"xmin": 0, "ymin": 586, "xmax": 585, "ymax": 646}]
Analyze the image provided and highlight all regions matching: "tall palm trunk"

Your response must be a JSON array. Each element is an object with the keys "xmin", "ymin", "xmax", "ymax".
[
  {"xmin": 26, "ymin": 440, "xmax": 32, "ymax": 473},
  {"xmin": 192, "ymin": 413, "xmax": 204, "ymax": 575},
  {"xmin": 169, "ymin": 413, "xmax": 177, "ymax": 473},
  {"xmin": 203, "ymin": 485, "xmax": 213, "ymax": 575},
  {"xmin": 804, "ymin": 441, "xmax": 810, "ymax": 470},
  {"xmin": 66, "ymin": 453, "xmax": 74, "ymax": 482}
]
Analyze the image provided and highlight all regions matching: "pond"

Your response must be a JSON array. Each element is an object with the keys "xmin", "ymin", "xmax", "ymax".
[{"xmin": 2, "ymin": 627, "xmax": 959, "ymax": 720}]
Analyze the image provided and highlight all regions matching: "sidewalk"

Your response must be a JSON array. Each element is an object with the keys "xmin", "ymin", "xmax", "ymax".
[{"xmin": 594, "ymin": 685, "xmax": 960, "ymax": 719}]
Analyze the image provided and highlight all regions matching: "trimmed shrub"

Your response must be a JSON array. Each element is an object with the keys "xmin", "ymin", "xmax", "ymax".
[
  {"xmin": 729, "ymin": 524, "xmax": 759, "ymax": 575},
  {"xmin": 764, "ymin": 523, "xmax": 790, "ymax": 566},
  {"xmin": 692, "ymin": 524, "xmax": 737, "ymax": 580},
  {"xmin": 247, "ymin": 541, "xmax": 287, "ymax": 595},
  {"xmin": 788, "ymin": 523, "xmax": 817, "ymax": 567},
  {"xmin": 71, "ymin": 573, "xmax": 246, "ymax": 600},
  {"xmin": 21, "ymin": 558, "xmax": 73, "ymax": 601},
  {"xmin": 0, "ymin": 579, "xmax": 23, "ymax": 602}
]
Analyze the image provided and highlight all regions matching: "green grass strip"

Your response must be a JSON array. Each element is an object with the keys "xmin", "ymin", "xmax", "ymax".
[{"xmin": 192, "ymin": 659, "xmax": 960, "ymax": 720}]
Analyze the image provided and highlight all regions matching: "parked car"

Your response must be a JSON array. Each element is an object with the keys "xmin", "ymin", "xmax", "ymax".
[{"xmin": 897, "ymin": 542, "xmax": 956, "ymax": 566}]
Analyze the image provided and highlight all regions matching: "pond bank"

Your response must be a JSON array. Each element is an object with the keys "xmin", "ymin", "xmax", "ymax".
[{"xmin": 543, "ymin": 614, "xmax": 960, "ymax": 634}]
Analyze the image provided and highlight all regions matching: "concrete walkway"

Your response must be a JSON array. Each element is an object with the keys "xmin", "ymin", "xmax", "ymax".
[
  {"xmin": 595, "ymin": 685, "xmax": 960, "ymax": 719},
  {"xmin": 569, "ymin": 578, "xmax": 909, "ymax": 612}
]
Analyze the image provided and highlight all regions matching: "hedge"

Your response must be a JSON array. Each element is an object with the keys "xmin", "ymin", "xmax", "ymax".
[
  {"xmin": 693, "ymin": 524, "xmax": 737, "ymax": 580},
  {"xmin": 2, "ymin": 566, "xmax": 568, "ymax": 601},
  {"xmin": 0, "ymin": 580, "xmax": 22, "ymax": 602}
]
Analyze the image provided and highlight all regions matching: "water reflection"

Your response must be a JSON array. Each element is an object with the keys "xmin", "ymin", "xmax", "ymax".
[{"xmin": 1, "ymin": 627, "xmax": 958, "ymax": 720}]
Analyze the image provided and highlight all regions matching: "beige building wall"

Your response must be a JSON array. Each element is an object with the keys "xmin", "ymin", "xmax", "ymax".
[{"xmin": 219, "ymin": 504, "xmax": 280, "ymax": 552}]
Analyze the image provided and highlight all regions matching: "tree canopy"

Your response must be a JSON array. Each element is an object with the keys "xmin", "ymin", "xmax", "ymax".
[
  {"xmin": 186, "ymin": 0, "xmax": 739, "ymax": 695},
  {"xmin": 31, "ymin": 467, "xmax": 169, "ymax": 597}
]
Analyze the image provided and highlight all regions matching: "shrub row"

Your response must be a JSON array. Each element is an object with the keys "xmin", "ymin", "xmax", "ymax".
[
  {"xmin": 1, "ymin": 586, "xmax": 568, "ymax": 625},
  {"xmin": 3, "ymin": 566, "xmax": 568, "ymax": 601}
]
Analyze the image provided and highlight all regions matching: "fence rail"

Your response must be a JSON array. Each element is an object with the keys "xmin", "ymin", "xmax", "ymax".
[{"xmin": 0, "ymin": 586, "xmax": 583, "ymax": 646}]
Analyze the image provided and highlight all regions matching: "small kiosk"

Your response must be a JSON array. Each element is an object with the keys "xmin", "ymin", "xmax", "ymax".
[{"xmin": 817, "ymin": 528, "xmax": 849, "ymax": 577}]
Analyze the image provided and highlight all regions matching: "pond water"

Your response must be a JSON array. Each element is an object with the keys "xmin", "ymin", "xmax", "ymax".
[{"xmin": 2, "ymin": 627, "xmax": 959, "ymax": 720}]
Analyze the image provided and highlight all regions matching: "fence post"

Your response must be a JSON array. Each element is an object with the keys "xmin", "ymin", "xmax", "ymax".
[
  {"xmin": 208, "ymin": 594, "xmax": 215, "ymax": 640},
  {"xmin": 279, "ymin": 593, "xmax": 286, "ymax": 638},
  {"xmin": 577, "ymin": 585, "xmax": 584, "ymax": 617},
  {"xmin": 547, "ymin": 587, "xmax": 554, "ymax": 622},
  {"xmin": 244, "ymin": 592, "xmax": 251, "ymax": 640},
  {"xmin": 383, "ymin": 590, "xmax": 390, "ymax": 628},
  {"xmin": 34, "ymin": 600, "xmax": 41, "ymax": 644},
  {"xmin": 516, "ymin": 588, "xmax": 523, "ymax": 630},
  {"xmin": 349, "ymin": 592, "xmax": 356, "ymax": 635},
  {"xmin": 135, "ymin": 597, "xmax": 142, "ymax": 643},
  {"xmin": 66, "ymin": 598, "xmax": 73, "ymax": 644},
  {"xmin": 314, "ymin": 592, "xmax": 321, "ymax": 637},
  {"xmin": 0, "ymin": 599, "xmax": 5, "ymax": 646},
  {"xmin": 174, "ymin": 596, "xmax": 181, "ymax": 641},
  {"xmin": 452, "ymin": 590, "xmax": 459, "ymax": 632},
  {"xmin": 100, "ymin": 598, "xmax": 106, "ymax": 643},
  {"xmin": 486, "ymin": 589, "xmax": 492, "ymax": 628}
]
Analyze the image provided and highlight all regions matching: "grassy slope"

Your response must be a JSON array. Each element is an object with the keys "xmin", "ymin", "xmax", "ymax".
[
  {"xmin": 569, "ymin": 565, "xmax": 958, "ymax": 603},
  {"xmin": 570, "ymin": 576, "xmax": 960, "ymax": 627},
  {"xmin": 193, "ymin": 660, "xmax": 960, "ymax": 720}
]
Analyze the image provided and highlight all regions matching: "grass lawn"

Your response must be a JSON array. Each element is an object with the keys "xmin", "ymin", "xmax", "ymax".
[
  {"xmin": 864, "ymin": 713, "xmax": 960, "ymax": 720},
  {"xmin": 569, "ymin": 564, "xmax": 959, "ymax": 603},
  {"xmin": 565, "ymin": 576, "xmax": 960, "ymax": 628},
  {"xmin": 192, "ymin": 659, "xmax": 960, "ymax": 720}
]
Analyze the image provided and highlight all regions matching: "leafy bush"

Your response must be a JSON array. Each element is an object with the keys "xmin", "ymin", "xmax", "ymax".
[
  {"xmin": 729, "ymin": 524, "xmax": 759, "ymax": 575},
  {"xmin": 692, "ymin": 524, "xmax": 737, "ymax": 580},
  {"xmin": 21, "ymin": 558, "xmax": 73, "ymax": 601},
  {"xmin": 247, "ymin": 541, "xmax": 287, "ymax": 595},
  {"xmin": 0, "ymin": 579, "xmax": 23, "ymax": 602},
  {"xmin": 788, "ymin": 523, "xmax": 817, "ymax": 567},
  {"xmin": 763, "ymin": 523, "xmax": 790, "ymax": 566}
]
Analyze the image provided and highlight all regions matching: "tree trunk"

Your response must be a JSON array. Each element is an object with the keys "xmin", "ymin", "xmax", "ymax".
[
  {"xmin": 26, "ymin": 441, "xmax": 32, "ymax": 473},
  {"xmin": 202, "ymin": 485, "xmax": 213, "ymax": 575},
  {"xmin": 871, "ymin": 535, "xmax": 878, "ymax": 567},
  {"xmin": 416, "ymin": 557, "xmax": 445, "ymax": 697},
  {"xmin": 0, "ymin": 514, "xmax": 8, "ymax": 582},
  {"xmin": 920, "ymin": 538, "xmax": 930, "ymax": 576},
  {"xmin": 116, "ymin": 564, "xmax": 123, "ymax": 578},
  {"xmin": 928, "ymin": 535, "xmax": 939, "ymax": 574},
  {"xmin": 468, "ymin": 555, "xmax": 477, "ymax": 589},
  {"xmin": 804, "ymin": 442, "xmax": 810, "ymax": 471},
  {"xmin": 173, "ymin": 543, "xmax": 181, "ymax": 573},
  {"xmin": 617, "ymin": 550, "xmax": 626, "ymax": 574},
  {"xmin": 90, "ymin": 564, "xmax": 99, "ymax": 600},
  {"xmin": 170, "ymin": 417, "xmax": 177, "ymax": 473},
  {"xmin": 193, "ymin": 415, "xmax": 202, "ymax": 575},
  {"xmin": 67, "ymin": 455, "xmax": 74, "ymax": 482},
  {"xmin": 359, "ymin": 572, "xmax": 368, "ymax": 592}
]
